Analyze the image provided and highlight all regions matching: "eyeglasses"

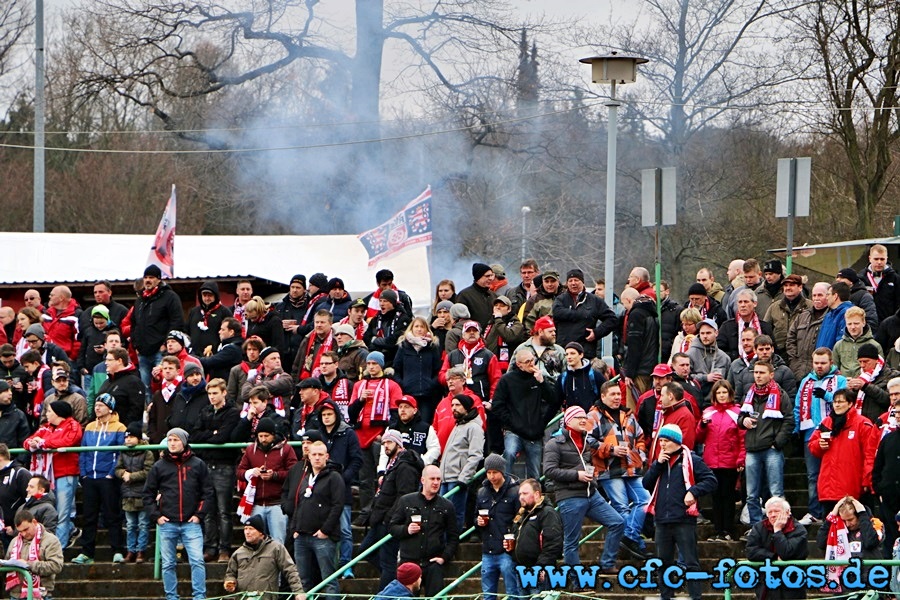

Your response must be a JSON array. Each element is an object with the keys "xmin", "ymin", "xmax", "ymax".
[
  {"xmin": 319, "ymin": 361, "xmax": 335, "ymax": 366},
  {"xmin": 832, "ymin": 399, "xmax": 850, "ymax": 405}
]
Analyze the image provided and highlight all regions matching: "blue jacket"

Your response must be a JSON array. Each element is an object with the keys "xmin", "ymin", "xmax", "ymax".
[
  {"xmin": 475, "ymin": 475, "xmax": 520, "ymax": 555},
  {"xmin": 375, "ymin": 580, "xmax": 413, "ymax": 600},
  {"xmin": 816, "ymin": 301, "xmax": 852, "ymax": 349},
  {"xmin": 392, "ymin": 339, "xmax": 442, "ymax": 398},
  {"xmin": 642, "ymin": 449, "xmax": 717, "ymax": 524},
  {"xmin": 792, "ymin": 366, "xmax": 847, "ymax": 441},
  {"xmin": 79, "ymin": 414, "xmax": 126, "ymax": 478}
]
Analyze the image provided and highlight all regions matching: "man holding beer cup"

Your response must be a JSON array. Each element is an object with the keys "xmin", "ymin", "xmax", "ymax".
[{"xmin": 475, "ymin": 454, "xmax": 520, "ymax": 600}]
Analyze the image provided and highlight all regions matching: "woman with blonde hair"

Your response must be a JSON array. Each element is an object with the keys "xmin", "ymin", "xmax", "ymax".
[
  {"xmin": 244, "ymin": 296, "xmax": 285, "ymax": 355},
  {"xmin": 393, "ymin": 317, "xmax": 443, "ymax": 423},
  {"xmin": 669, "ymin": 307, "xmax": 702, "ymax": 363}
]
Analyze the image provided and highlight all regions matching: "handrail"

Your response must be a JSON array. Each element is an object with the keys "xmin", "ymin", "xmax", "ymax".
[
  {"xmin": 721, "ymin": 558, "xmax": 900, "ymax": 600},
  {"xmin": 0, "ymin": 565, "xmax": 36, "ymax": 600},
  {"xmin": 9, "ymin": 441, "xmax": 306, "ymax": 455},
  {"xmin": 307, "ymin": 411, "xmax": 566, "ymax": 597}
]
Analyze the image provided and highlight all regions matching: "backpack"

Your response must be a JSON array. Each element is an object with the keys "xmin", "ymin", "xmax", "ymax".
[{"xmin": 558, "ymin": 367, "xmax": 598, "ymax": 397}]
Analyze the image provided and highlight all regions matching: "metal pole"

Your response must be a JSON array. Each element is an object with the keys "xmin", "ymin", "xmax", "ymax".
[
  {"xmin": 33, "ymin": 0, "xmax": 45, "ymax": 233},
  {"xmin": 521, "ymin": 206, "xmax": 530, "ymax": 263},
  {"xmin": 654, "ymin": 169, "xmax": 663, "ymax": 363},
  {"xmin": 603, "ymin": 81, "xmax": 619, "ymax": 353},
  {"xmin": 785, "ymin": 158, "xmax": 797, "ymax": 275}
]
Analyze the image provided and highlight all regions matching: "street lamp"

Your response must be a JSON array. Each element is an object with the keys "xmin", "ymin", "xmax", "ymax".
[
  {"xmin": 521, "ymin": 206, "xmax": 531, "ymax": 263},
  {"xmin": 579, "ymin": 52, "xmax": 648, "ymax": 305}
]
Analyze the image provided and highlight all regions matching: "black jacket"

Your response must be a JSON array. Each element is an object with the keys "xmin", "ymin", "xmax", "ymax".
[
  {"xmin": 455, "ymin": 283, "xmax": 497, "ymax": 329},
  {"xmin": 621, "ymin": 297, "xmax": 660, "ymax": 378},
  {"xmin": 386, "ymin": 413, "xmax": 433, "ymax": 463},
  {"xmin": 511, "ymin": 497, "xmax": 563, "ymax": 567},
  {"xmin": 0, "ymin": 361, "xmax": 30, "ymax": 415},
  {"xmin": 288, "ymin": 462, "xmax": 345, "ymax": 541},
  {"xmin": 492, "ymin": 368, "xmax": 558, "ymax": 441},
  {"xmin": 231, "ymin": 405, "xmax": 290, "ymax": 443},
  {"xmin": 475, "ymin": 475, "xmax": 520, "ymax": 555},
  {"xmin": 246, "ymin": 311, "xmax": 286, "ymax": 357},
  {"xmin": 557, "ymin": 360, "xmax": 605, "ymax": 412},
  {"xmin": 132, "ymin": 282, "xmax": 185, "ymax": 356},
  {"xmin": 274, "ymin": 293, "xmax": 311, "ymax": 367},
  {"xmin": 369, "ymin": 449, "xmax": 424, "ymax": 527},
  {"xmin": 816, "ymin": 510, "xmax": 882, "ymax": 560},
  {"xmin": 659, "ymin": 297, "xmax": 682, "ymax": 362},
  {"xmin": 860, "ymin": 264, "xmax": 900, "ymax": 323},
  {"xmin": 191, "ymin": 403, "xmax": 241, "ymax": 465},
  {"xmin": 166, "ymin": 382, "xmax": 208, "ymax": 436},
  {"xmin": 392, "ymin": 340, "xmax": 442, "ymax": 398},
  {"xmin": 552, "ymin": 290, "xmax": 617, "ymax": 359},
  {"xmin": 199, "ymin": 336, "xmax": 244, "ymax": 382},
  {"xmin": 76, "ymin": 321, "xmax": 117, "ymax": 374},
  {"xmin": 0, "ymin": 403, "xmax": 30, "ymax": 457},
  {"xmin": 718, "ymin": 318, "xmax": 776, "ymax": 360},
  {"xmin": 390, "ymin": 491, "xmax": 459, "ymax": 564},
  {"xmin": 641, "ymin": 449, "xmax": 717, "ymax": 524},
  {"xmin": 97, "ymin": 365, "xmax": 146, "ymax": 427},
  {"xmin": 187, "ymin": 281, "xmax": 233, "ymax": 356},
  {"xmin": 317, "ymin": 401, "xmax": 363, "ymax": 505},
  {"xmin": 364, "ymin": 308, "xmax": 411, "ymax": 368},
  {"xmin": 745, "ymin": 518, "xmax": 809, "ymax": 600},
  {"xmin": 143, "ymin": 448, "xmax": 212, "ymax": 523},
  {"xmin": 873, "ymin": 428, "xmax": 900, "ymax": 497},
  {"xmin": 0, "ymin": 463, "xmax": 29, "ymax": 527}
]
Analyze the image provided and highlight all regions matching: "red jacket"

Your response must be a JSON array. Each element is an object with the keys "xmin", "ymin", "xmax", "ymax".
[
  {"xmin": 24, "ymin": 417, "xmax": 84, "ymax": 478},
  {"xmin": 696, "ymin": 402, "xmax": 746, "ymax": 469},
  {"xmin": 649, "ymin": 402, "xmax": 696, "ymax": 462},
  {"xmin": 236, "ymin": 439, "xmax": 298, "ymax": 506},
  {"xmin": 808, "ymin": 407, "xmax": 878, "ymax": 502},
  {"xmin": 42, "ymin": 298, "xmax": 81, "ymax": 361}
]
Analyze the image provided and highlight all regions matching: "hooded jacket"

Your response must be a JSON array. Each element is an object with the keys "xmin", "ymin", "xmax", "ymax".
[
  {"xmin": 733, "ymin": 354, "xmax": 798, "ymax": 399},
  {"xmin": 237, "ymin": 437, "xmax": 298, "ymax": 506},
  {"xmin": 143, "ymin": 446, "xmax": 211, "ymax": 523},
  {"xmin": 686, "ymin": 335, "xmax": 731, "ymax": 382},
  {"xmin": 79, "ymin": 413, "xmax": 127, "ymax": 479},
  {"xmin": 510, "ymin": 496, "xmax": 563, "ymax": 567},
  {"xmin": 0, "ymin": 401, "xmax": 30, "ymax": 454},
  {"xmin": 552, "ymin": 290, "xmax": 617, "ymax": 359},
  {"xmin": 224, "ymin": 536, "xmax": 305, "ymax": 599},
  {"xmin": 808, "ymin": 407, "xmax": 878, "ymax": 501},
  {"xmin": 439, "ymin": 409, "xmax": 484, "ymax": 484},
  {"xmin": 187, "ymin": 281, "xmax": 233, "ymax": 356},
  {"xmin": 23, "ymin": 492, "xmax": 58, "ymax": 532},
  {"xmin": 642, "ymin": 447, "xmax": 717, "ymax": 524},
  {"xmin": 491, "ymin": 367, "xmax": 558, "ymax": 441},
  {"xmin": 696, "ymin": 402, "xmax": 745, "ymax": 468},
  {"xmin": 832, "ymin": 326, "xmax": 882, "ymax": 378},
  {"xmin": 288, "ymin": 461, "xmax": 345, "ymax": 540},
  {"xmin": 115, "ymin": 447, "xmax": 154, "ymax": 506},
  {"xmin": 316, "ymin": 399, "xmax": 363, "ymax": 505},
  {"xmin": 42, "ymin": 297, "xmax": 82, "ymax": 361},
  {"xmin": 24, "ymin": 417, "xmax": 83, "ymax": 478},
  {"xmin": 97, "ymin": 364, "xmax": 146, "ymax": 428},
  {"xmin": 131, "ymin": 281, "xmax": 185, "ymax": 356},
  {"xmin": 543, "ymin": 428, "xmax": 600, "ymax": 501},
  {"xmin": 848, "ymin": 280, "xmax": 880, "ymax": 330},
  {"xmin": 475, "ymin": 475, "xmax": 520, "ymax": 555},
  {"xmin": 557, "ymin": 359, "xmax": 605, "ymax": 412},
  {"xmin": 620, "ymin": 296, "xmax": 660, "ymax": 378},
  {"xmin": 792, "ymin": 366, "xmax": 847, "ymax": 441}
]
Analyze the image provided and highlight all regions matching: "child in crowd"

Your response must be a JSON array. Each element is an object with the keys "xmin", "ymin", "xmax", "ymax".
[{"xmin": 115, "ymin": 421, "xmax": 154, "ymax": 563}]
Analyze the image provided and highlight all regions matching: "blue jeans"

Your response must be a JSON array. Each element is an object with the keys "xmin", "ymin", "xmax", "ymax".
[
  {"xmin": 251, "ymin": 504, "xmax": 288, "ymax": 546},
  {"xmin": 557, "ymin": 492, "xmax": 625, "ymax": 569},
  {"xmin": 339, "ymin": 505, "xmax": 352, "ymax": 568},
  {"xmin": 440, "ymin": 482, "xmax": 468, "ymax": 530},
  {"xmin": 482, "ymin": 552, "xmax": 520, "ymax": 600},
  {"xmin": 601, "ymin": 476, "xmax": 650, "ymax": 546},
  {"xmin": 158, "ymin": 521, "xmax": 206, "ymax": 600},
  {"xmin": 803, "ymin": 442, "xmax": 823, "ymax": 519},
  {"xmin": 503, "ymin": 431, "xmax": 542, "ymax": 480},
  {"xmin": 294, "ymin": 534, "xmax": 338, "ymax": 595},
  {"xmin": 656, "ymin": 521, "xmax": 702, "ymax": 600},
  {"xmin": 54, "ymin": 476, "xmax": 78, "ymax": 548},
  {"xmin": 125, "ymin": 509, "xmax": 150, "ymax": 552},
  {"xmin": 359, "ymin": 522, "xmax": 400, "ymax": 590},
  {"xmin": 138, "ymin": 352, "xmax": 162, "ymax": 391},
  {"xmin": 745, "ymin": 447, "xmax": 784, "ymax": 524}
]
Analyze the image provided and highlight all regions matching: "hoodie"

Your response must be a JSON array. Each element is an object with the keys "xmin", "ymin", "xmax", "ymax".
[{"xmin": 188, "ymin": 281, "xmax": 234, "ymax": 362}]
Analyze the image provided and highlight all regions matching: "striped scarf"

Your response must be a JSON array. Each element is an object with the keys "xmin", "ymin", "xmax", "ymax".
[
  {"xmin": 856, "ymin": 356, "xmax": 885, "ymax": 412},
  {"xmin": 647, "ymin": 448, "xmax": 694, "ymax": 516},
  {"xmin": 6, "ymin": 523, "xmax": 42, "ymax": 598}
]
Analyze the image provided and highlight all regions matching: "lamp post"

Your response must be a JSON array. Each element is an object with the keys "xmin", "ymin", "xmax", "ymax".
[
  {"xmin": 520, "ymin": 206, "xmax": 530, "ymax": 263},
  {"xmin": 580, "ymin": 52, "xmax": 647, "ymax": 357}
]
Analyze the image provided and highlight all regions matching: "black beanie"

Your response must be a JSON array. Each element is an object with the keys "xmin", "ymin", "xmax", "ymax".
[
  {"xmin": 454, "ymin": 393, "xmax": 474, "ymax": 412},
  {"xmin": 49, "ymin": 400, "xmax": 73, "ymax": 419},
  {"xmin": 472, "ymin": 263, "xmax": 492, "ymax": 281},
  {"xmin": 857, "ymin": 343, "xmax": 880, "ymax": 360},
  {"xmin": 688, "ymin": 283, "xmax": 707, "ymax": 296}
]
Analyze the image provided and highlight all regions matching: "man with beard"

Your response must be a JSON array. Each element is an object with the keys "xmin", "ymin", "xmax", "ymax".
[
  {"xmin": 364, "ymin": 290, "xmax": 411, "ymax": 369},
  {"xmin": 187, "ymin": 281, "xmax": 232, "ymax": 360},
  {"xmin": 292, "ymin": 310, "xmax": 335, "ymax": 381},
  {"xmin": 360, "ymin": 429, "xmax": 424, "ymax": 590},
  {"xmin": 199, "ymin": 317, "xmax": 243, "ymax": 382},
  {"xmin": 787, "ymin": 282, "xmax": 832, "ymax": 379},
  {"xmin": 375, "ymin": 562, "xmax": 422, "ymax": 600},
  {"xmin": 439, "ymin": 321, "xmax": 501, "ymax": 407},
  {"xmin": 508, "ymin": 479, "xmax": 563, "ymax": 595},
  {"xmin": 515, "ymin": 315, "xmax": 566, "ymax": 383},
  {"xmin": 223, "ymin": 515, "xmax": 305, "ymax": 599},
  {"xmin": 439, "ymin": 393, "xmax": 485, "ymax": 528},
  {"xmin": 523, "ymin": 271, "xmax": 563, "ymax": 333},
  {"xmin": 132, "ymin": 266, "xmax": 185, "ymax": 388},
  {"xmin": 552, "ymin": 268, "xmax": 617, "ymax": 360},
  {"xmin": 380, "ymin": 395, "xmax": 440, "ymax": 468}
]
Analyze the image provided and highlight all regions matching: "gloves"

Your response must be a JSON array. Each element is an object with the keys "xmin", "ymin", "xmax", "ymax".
[{"xmin": 812, "ymin": 388, "xmax": 826, "ymax": 399}]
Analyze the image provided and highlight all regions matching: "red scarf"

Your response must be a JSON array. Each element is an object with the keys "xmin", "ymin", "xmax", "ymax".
[
  {"xmin": 366, "ymin": 286, "xmax": 399, "ymax": 320},
  {"xmin": 457, "ymin": 338, "xmax": 487, "ymax": 383},
  {"xmin": 797, "ymin": 375, "xmax": 836, "ymax": 431},
  {"xmin": 198, "ymin": 302, "xmax": 222, "ymax": 331},
  {"xmin": 300, "ymin": 332, "xmax": 334, "ymax": 380},
  {"xmin": 647, "ymin": 448, "xmax": 694, "ymax": 516},
  {"xmin": 866, "ymin": 269, "xmax": 882, "ymax": 293},
  {"xmin": 737, "ymin": 313, "xmax": 761, "ymax": 360},
  {"xmin": 856, "ymin": 356, "xmax": 885, "ymax": 411},
  {"xmin": 367, "ymin": 378, "xmax": 392, "ymax": 422},
  {"xmin": 339, "ymin": 316, "xmax": 366, "ymax": 340},
  {"xmin": 741, "ymin": 381, "xmax": 782, "ymax": 420},
  {"xmin": 6, "ymin": 523, "xmax": 42, "ymax": 598},
  {"xmin": 822, "ymin": 513, "xmax": 850, "ymax": 592},
  {"xmin": 141, "ymin": 286, "xmax": 161, "ymax": 301}
]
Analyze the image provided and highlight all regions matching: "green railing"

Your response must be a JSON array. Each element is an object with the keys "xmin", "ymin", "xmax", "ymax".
[
  {"xmin": 0, "ymin": 565, "xmax": 36, "ymax": 600},
  {"xmin": 722, "ymin": 559, "xmax": 900, "ymax": 600}
]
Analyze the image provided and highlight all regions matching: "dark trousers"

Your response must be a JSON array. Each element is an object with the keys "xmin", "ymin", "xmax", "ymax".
[
  {"xmin": 420, "ymin": 559, "xmax": 445, "ymax": 597},
  {"xmin": 359, "ymin": 522, "xmax": 400, "ymax": 590},
  {"xmin": 656, "ymin": 521, "xmax": 701, "ymax": 600},
  {"xmin": 359, "ymin": 443, "xmax": 381, "ymax": 511},
  {"xmin": 711, "ymin": 468, "xmax": 738, "ymax": 536},
  {"xmin": 204, "ymin": 463, "xmax": 235, "ymax": 552},
  {"xmin": 881, "ymin": 495, "xmax": 900, "ymax": 558},
  {"xmin": 81, "ymin": 477, "xmax": 124, "ymax": 556}
]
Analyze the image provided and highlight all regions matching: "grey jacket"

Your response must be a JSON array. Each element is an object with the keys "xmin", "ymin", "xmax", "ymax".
[
  {"xmin": 686, "ymin": 336, "xmax": 731, "ymax": 381},
  {"xmin": 543, "ymin": 429, "xmax": 599, "ymax": 502},
  {"xmin": 439, "ymin": 412, "xmax": 484, "ymax": 484}
]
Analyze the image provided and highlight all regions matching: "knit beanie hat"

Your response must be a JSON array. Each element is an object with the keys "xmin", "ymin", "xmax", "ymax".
[
  {"xmin": 484, "ymin": 453, "xmax": 506, "ymax": 473},
  {"xmin": 397, "ymin": 562, "xmax": 422, "ymax": 586},
  {"xmin": 454, "ymin": 393, "xmax": 474, "ymax": 412},
  {"xmin": 380, "ymin": 290, "xmax": 399, "ymax": 306},
  {"xmin": 450, "ymin": 304, "xmax": 470, "ymax": 320},
  {"xmin": 658, "ymin": 424, "xmax": 683, "ymax": 445},
  {"xmin": 367, "ymin": 351, "xmax": 385, "ymax": 368},
  {"xmin": 246, "ymin": 514, "xmax": 268, "ymax": 536},
  {"xmin": 381, "ymin": 429, "xmax": 404, "ymax": 446},
  {"xmin": 49, "ymin": 400, "xmax": 73, "ymax": 419},
  {"xmin": 472, "ymin": 262, "xmax": 492, "ymax": 281},
  {"xmin": 564, "ymin": 406, "xmax": 587, "ymax": 429},
  {"xmin": 166, "ymin": 427, "xmax": 189, "ymax": 447},
  {"xmin": 25, "ymin": 324, "xmax": 45, "ymax": 341},
  {"xmin": 857, "ymin": 343, "xmax": 880, "ymax": 360},
  {"xmin": 687, "ymin": 283, "xmax": 707, "ymax": 297}
]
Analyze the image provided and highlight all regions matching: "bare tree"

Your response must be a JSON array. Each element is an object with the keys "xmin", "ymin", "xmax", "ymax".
[{"xmin": 0, "ymin": 0, "xmax": 31, "ymax": 80}]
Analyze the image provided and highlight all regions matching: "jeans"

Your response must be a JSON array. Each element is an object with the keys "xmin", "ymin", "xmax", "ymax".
[
  {"xmin": 251, "ymin": 504, "xmax": 288, "ymax": 547},
  {"xmin": 600, "ymin": 476, "xmax": 650, "ymax": 545},
  {"xmin": 137, "ymin": 352, "xmax": 162, "ymax": 392},
  {"xmin": 359, "ymin": 522, "xmax": 400, "ymax": 590},
  {"xmin": 557, "ymin": 492, "xmax": 625, "ymax": 569},
  {"xmin": 502, "ymin": 431, "xmax": 542, "ymax": 480},
  {"xmin": 125, "ymin": 509, "xmax": 150, "ymax": 552},
  {"xmin": 656, "ymin": 521, "xmax": 702, "ymax": 600},
  {"xmin": 482, "ymin": 552, "xmax": 520, "ymax": 600},
  {"xmin": 745, "ymin": 448, "xmax": 784, "ymax": 524},
  {"xmin": 294, "ymin": 534, "xmax": 338, "ymax": 595},
  {"xmin": 81, "ymin": 477, "xmax": 124, "ymax": 556},
  {"xmin": 339, "ymin": 505, "xmax": 352, "ymax": 568},
  {"xmin": 204, "ymin": 463, "xmax": 235, "ymax": 552},
  {"xmin": 440, "ymin": 482, "xmax": 468, "ymax": 530},
  {"xmin": 54, "ymin": 476, "xmax": 78, "ymax": 548},
  {"xmin": 803, "ymin": 443, "xmax": 823, "ymax": 519},
  {"xmin": 159, "ymin": 521, "xmax": 206, "ymax": 600}
]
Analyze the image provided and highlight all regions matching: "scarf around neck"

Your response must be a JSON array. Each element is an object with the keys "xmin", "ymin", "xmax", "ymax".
[
  {"xmin": 647, "ymin": 448, "xmax": 694, "ymax": 516},
  {"xmin": 856, "ymin": 356, "xmax": 885, "ymax": 412},
  {"xmin": 741, "ymin": 381, "xmax": 782, "ymax": 420},
  {"xmin": 6, "ymin": 523, "xmax": 42, "ymax": 598}
]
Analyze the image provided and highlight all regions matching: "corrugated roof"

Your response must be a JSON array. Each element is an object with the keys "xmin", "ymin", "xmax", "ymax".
[{"xmin": 0, "ymin": 232, "xmax": 432, "ymax": 302}]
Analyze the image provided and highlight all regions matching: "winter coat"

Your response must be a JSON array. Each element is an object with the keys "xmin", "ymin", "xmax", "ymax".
[
  {"xmin": 734, "ymin": 354, "xmax": 798, "ymax": 399},
  {"xmin": 816, "ymin": 509, "xmax": 882, "ymax": 560},
  {"xmin": 236, "ymin": 439, "xmax": 298, "ymax": 506},
  {"xmin": 225, "ymin": 536, "xmax": 305, "ymax": 599},
  {"xmin": 318, "ymin": 403, "xmax": 363, "ymax": 505},
  {"xmin": 552, "ymin": 290, "xmax": 617, "ymax": 359},
  {"xmin": 439, "ymin": 345, "xmax": 502, "ymax": 401},
  {"xmin": 40, "ymin": 387, "xmax": 89, "ymax": 428},
  {"xmin": 642, "ymin": 448, "xmax": 716, "ymax": 524},
  {"xmin": 97, "ymin": 365, "xmax": 147, "ymax": 428},
  {"xmin": 390, "ymin": 491, "xmax": 459, "ymax": 564},
  {"xmin": 77, "ymin": 321, "xmax": 117, "ymax": 374},
  {"xmin": 475, "ymin": 475, "xmax": 520, "ymax": 555},
  {"xmin": 848, "ymin": 281, "xmax": 880, "ymax": 330},
  {"xmin": 288, "ymin": 462, "xmax": 345, "ymax": 540},
  {"xmin": 860, "ymin": 264, "xmax": 900, "ymax": 322},
  {"xmin": 42, "ymin": 298, "xmax": 82, "ymax": 361},
  {"xmin": 792, "ymin": 367, "xmax": 847, "ymax": 441},
  {"xmin": 364, "ymin": 308, "xmax": 411, "ymax": 368},
  {"xmin": 24, "ymin": 417, "xmax": 83, "ymax": 478},
  {"xmin": 764, "ymin": 296, "xmax": 813, "ymax": 353},
  {"xmin": 199, "ymin": 335, "xmax": 244, "ymax": 382},
  {"xmin": 659, "ymin": 297, "xmax": 683, "ymax": 362},
  {"xmin": 557, "ymin": 359, "xmax": 605, "ymax": 412},
  {"xmin": 873, "ymin": 428, "xmax": 900, "ymax": 498},
  {"xmin": 737, "ymin": 385, "xmax": 794, "ymax": 453},
  {"xmin": 375, "ymin": 580, "xmax": 413, "ymax": 600},
  {"xmin": 335, "ymin": 339, "xmax": 368, "ymax": 384},
  {"xmin": 148, "ymin": 385, "xmax": 177, "ymax": 444},
  {"xmin": 876, "ymin": 308, "xmax": 900, "ymax": 358},
  {"xmin": 590, "ymin": 404, "xmax": 646, "ymax": 478},
  {"xmin": 0, "ymin": 403, "xmax": 31, "ymax": 452},
  {"xmin": 439, "ymin": 411, "xmax": 484, "ymax": 484},
  {"xmin": 456, "ymin": 282, "xmax": 498, "ymax": 329},
  {"xmin": 543, "ymin": 429, "xmax": 600, "ymax": 501},
  {"xmin": 246, "ymin": 311, "xmax": 286, "ymax": 357},
  {"xmin": 832, "ymin": 326, "xmax": 883, "ymax": 377},
  {"xmin": 79, "ymin": 414, "xmax": 127, "ymax": 479},
  {"xmin": 686, "ymin": 336, "xmax": 731, "ymax": 383},
  {"xmin": 620, "ymin": 297, "xmax": 660, "ymax": 378},
  {"xmin": 858, "ymin": 366, "xmax": 900, "ymax": 422},
  {"xmin": 492, "ymin": 367, "xmax": 558, "ymax": 441},
  {"xmin": 787, "ymin": 307, "xmax": 828, "ymax": 380},
  {"xmin": 239, "ymin": 367, "xmax": 293, "ymax": 406},
  {"xmin": 483, "ymin": 313, "xmax": 527, "ymax": 371},
  {"xmin": 115, "ymin": 448, "xmax": 154, "ymax": 509},
  {"xmin": 131, "ymin": 282, "xmax": 185, "ymax": 356},
  {"xmin": 816, "ymin": 301, "xmax": 853, "ymax": 350},
  {"xmin": 191, "ymin": 403, "xmax": 241, "ymax": 465},
  {"xmin": 523, "ymin": 287, "xmax": 563, "ymax": 333},
  {"xmin": 227, "ymin": 361, "xmax": 256, "ymax": 405},
  {"xmin": 392, "ymin": 337, "xmax": 442, "ymax": 398},
  {"xmin": 382, "ymin": 412, "xmax": 441, "ymax": 467},
  {"xmin": 369, "ymin": 449, "xmax": 424, "ymax": 527},
  {"xmin": 745, "ymin": 518, "xmax": 809, "ymax": 600},
  {"xmin": 187, "ymin": 281, "xmax": 233, "ymax": 356},
  {"xmin": 718, "ymin": 318, "xmax": 776, "ymax": 360},
  {"xmin": 648, "ymin": 401, "xmax": 697, "ymax": 462},
  {"xmin": 510, "ymin": 497, "xmax": 563, "ymax": 567},
  {"xmin": 143, "ymin": 447, "xmax": 211, "ymax": 522},
  {"xmin": 4, "ymin": 527, "xmax": 63, "ymax": 596},
  {"xmin": 23, "ymin": 493, "xmax": 58, "ymax": 532},
  {"xmin": 696, "ymin": 402, "xmax": 745, "ymax": 468},
  {"xmin": 348, "ymin": 375, "xmax": 402, "ymax": 448},
  {"xmin": 0, "ymin": 463, "xmax": 29, "ymax": 526},
  {"xmin": 808, "ymin": 407, "xmax": 878, "ymax": 501},
  {"xmin": 167, "ymin": 382, "xmax": 208, "ymax": 435}
]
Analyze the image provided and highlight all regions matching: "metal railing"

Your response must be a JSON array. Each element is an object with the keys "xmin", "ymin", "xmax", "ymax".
[{"xmin": 0, "ymin": 565, "xmax": 36, "ymax": 600}]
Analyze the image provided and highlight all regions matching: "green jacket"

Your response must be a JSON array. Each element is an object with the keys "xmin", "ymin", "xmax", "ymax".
[
  {"xmin": 833, "ymin": 327, "xmax": 882, "ymax": 378},
  {"xmin": 224, "ymin": 537, "xmax": 304, "ymax": 599}
]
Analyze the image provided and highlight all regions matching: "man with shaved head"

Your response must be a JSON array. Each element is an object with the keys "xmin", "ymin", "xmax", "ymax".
[{"xmin": 43, "ymin": 286, "xmax": 82, "ymax": 362}]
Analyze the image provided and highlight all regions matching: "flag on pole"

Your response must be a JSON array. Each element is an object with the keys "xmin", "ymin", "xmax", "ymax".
[
  {"xmin": 147, "ymin": 184, "xmax": 176, "ymax": 278},
  {"xmin": 358, "ymin": 186, "xmax": 432, "ymax": 267}
]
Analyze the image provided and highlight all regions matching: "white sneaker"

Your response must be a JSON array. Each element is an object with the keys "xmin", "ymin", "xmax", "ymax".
[{"xmin": 798, "ymin": 513, "xmax": 819, "ymax": 526}]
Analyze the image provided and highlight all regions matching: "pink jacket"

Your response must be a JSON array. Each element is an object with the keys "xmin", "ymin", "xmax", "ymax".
[{"xmin": 696, "ymin": 402, "xmax": 745, "ymax": 469}]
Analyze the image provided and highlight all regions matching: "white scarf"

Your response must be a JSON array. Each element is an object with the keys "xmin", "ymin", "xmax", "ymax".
[{"xmin": 855, "ymin": 356, "xmax": 885, "ymax": 412}]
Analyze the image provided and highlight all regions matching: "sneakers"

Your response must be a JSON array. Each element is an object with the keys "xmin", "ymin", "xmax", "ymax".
[
  {"xmin": 620, "ymin": 537, "xmax": 647, "ymax": 560},
  {"xmin": 707, "ymin": 534, "xmax": 733, "ymax": 542},
  {"xmin": 342, "ymin": 568, "xmax": 355, "ymax": 579},
  {"xmin": 71, "ymin": 554, "xmax": 94, "ymax": 565},
  {"xmin": 798, "ymin": 513, "xmax": 820, "ymax": 526},
  {"xmin": 112, "ymin": 553, "xmax": 125, "ymax": 564},
  {"xmin": 721, "ymin": 534, "xmax": 733, "ymax": 542},
  {"xmin": 66, "ymin": 528, "xmax": 82, "ymax": 549}
]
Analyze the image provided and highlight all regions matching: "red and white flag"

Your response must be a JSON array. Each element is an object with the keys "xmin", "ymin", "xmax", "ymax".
[
  {"xmin": 147, "ymin": 185, "xmax": 176, "ymax": 278},
  {"xmin": 358, "ymin": 186, "xmax": 432, "ymax": 267}
]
